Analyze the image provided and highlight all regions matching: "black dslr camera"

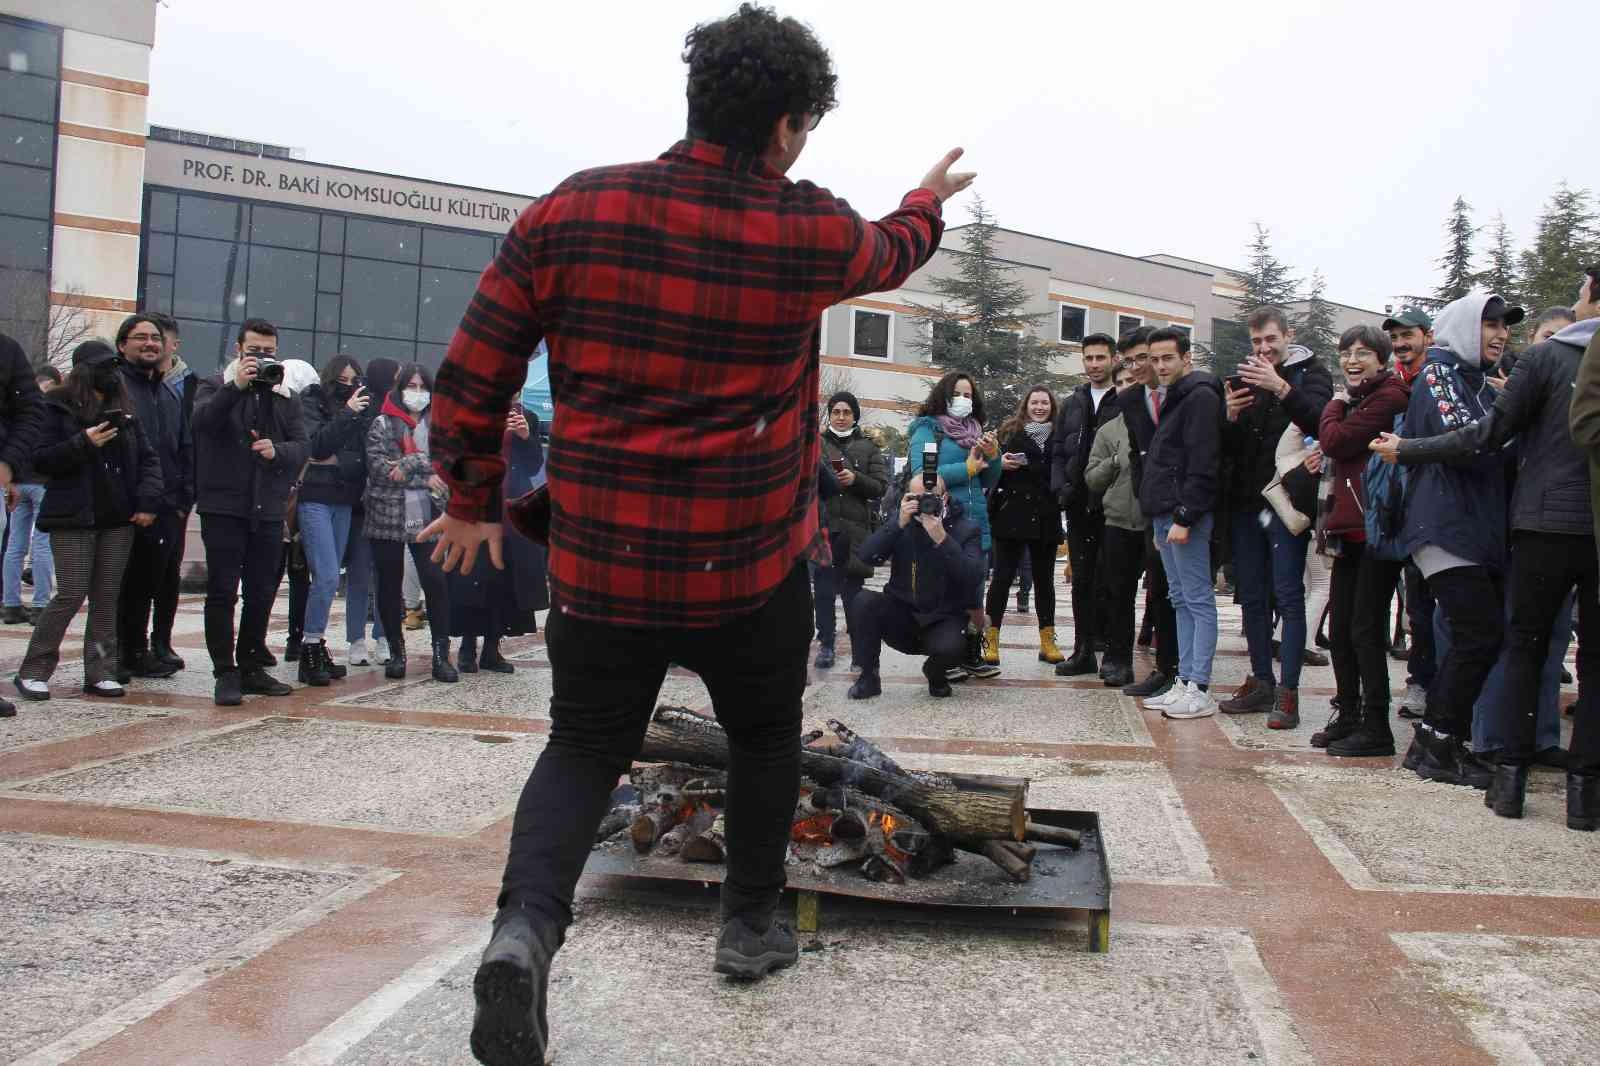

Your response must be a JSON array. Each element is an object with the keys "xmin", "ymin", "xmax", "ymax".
[
  {"xmin": 916, "ymin": 441, "xmax": 943, "ymax": 517},
  {"xmin": 253, "ymin": 357, "xmax": 285, "ymax": 388}
]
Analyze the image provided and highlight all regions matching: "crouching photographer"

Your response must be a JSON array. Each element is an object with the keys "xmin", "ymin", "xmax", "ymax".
[{"xmin": 846, "ymin": 470, "xmax": 984, "ymax": 700}]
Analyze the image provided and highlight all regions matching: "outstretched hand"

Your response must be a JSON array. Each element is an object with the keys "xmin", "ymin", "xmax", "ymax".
[
  {"xmin": 920, "ymin": 148, "xmax": 977, "ymax": 202},
  {"xmin": 419, "ymin": 512, "xmax": 505, "ymax": 575}
]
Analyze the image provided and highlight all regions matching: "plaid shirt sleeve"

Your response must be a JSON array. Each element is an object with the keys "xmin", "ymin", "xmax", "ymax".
[{"xmin": 430, "ymin": 141, "xmax": 944, "ymax": 627}]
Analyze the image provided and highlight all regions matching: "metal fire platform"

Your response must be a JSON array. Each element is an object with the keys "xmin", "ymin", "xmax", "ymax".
[{"xmin": 585, "ymin": 807, "xmax": 1113, "ymax": 952}]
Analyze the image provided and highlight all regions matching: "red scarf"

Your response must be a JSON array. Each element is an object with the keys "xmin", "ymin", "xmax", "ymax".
[{"xmin": 382, "ymin": 394, "xmax": 419, "ymax": 455}]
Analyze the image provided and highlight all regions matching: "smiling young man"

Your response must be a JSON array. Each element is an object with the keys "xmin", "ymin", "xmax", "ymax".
[{"xmin": 1382, "ymin": 306, "xmax": 1438, "ymax": 716}]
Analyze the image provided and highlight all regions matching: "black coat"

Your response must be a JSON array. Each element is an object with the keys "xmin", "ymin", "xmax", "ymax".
[
  {"xmin": 989, "ymin": 426, "xmax": 1062, "ymax": 544},
  {"xmin": 0, "ymin": 331, "xmax": 45, "ymax": 481},
  {"xmin": 856, "ymin": 496, "xmax": 985, "ymax": 622},
  {"xmin": 1136, "ymin": 371, "xmax": 1224, "ymax": 524},
  {"xmin": 34, "ymin": 394, "xmax": 163, "ymax": 532},
  {"xmin": 1049, "ymin": 382, "xmax": 1121, "ymax": 511},
  {"xmin": 299, "ymin": 384, "xmax": 371, "ymax": 509},
  {"xmin": 451, "ymin": 412, "xmax": 550, "ymax": 636},
  {"xmin": 191, "ymin": 370, "xmax": 308, "ymax": 523},
  {"xmin": 118, "ymin": 362, "xmax": 193, "ymax": 514},
  {"xmin": 1221, "ymin": 349, "xmax": 1332, "ymax": 510}
]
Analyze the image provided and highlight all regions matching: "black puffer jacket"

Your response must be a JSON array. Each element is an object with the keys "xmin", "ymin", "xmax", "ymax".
[
  {"xmin": 0, "ymin": 331, "xmax": 45, "ymax": 480},
  {"xmin": 1049, "ymin": 382, "xmax": 1121, "ymax": 511},
  {"xmin": 299, "ymin": 384, "xmax": 371, "ymax": 508},
  {"xmin": 33, "ymin": 393, "xmax": 163, "ymax": 531},
  {"xmin": 1399, "ymin": 329, "xmax": 1594, "ymax": 536},
  {"xmin": 1136, "ymin": 371, "xmax": 1224, "ymax": 524},
  {"xmin": 819, "ymin": 427, "xmax": 888, "ymax": 547},
  {"xmin": 1221, "ymin": 345, "xmax": 1332, "ymax": 509},
  {"xmin": 191, "ymin": 364, "xmax": 308, "ymax": 523},
  {"xmin": 990, "ymin": 425, "xmax": 1062, "ymax": 544}
]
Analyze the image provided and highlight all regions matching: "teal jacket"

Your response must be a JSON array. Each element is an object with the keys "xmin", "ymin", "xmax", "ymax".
[{"xmin": 906, "ymin": 415, "xmax": 1002, "ymax": 550}]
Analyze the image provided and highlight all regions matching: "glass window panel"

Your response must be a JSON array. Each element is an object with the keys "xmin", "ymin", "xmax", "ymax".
[
  {"xmin": 250, "ymin": 204, "xmax": 319, "ymax": 251},
  {"xmin": 317, "ymin": 254, "xmax": 342, "ymax": 293},
  {"xmin": 175, "ymin": 318, "xmax": 229, "ymax": 374},
  {"xmin": 1117, "ymin": 315, "xmax": 1143, "ymax": 338},
  {"xmin": 143, "ymin": 273, "xmax": 173, "ymax": 315},
  {"xmin": 0, "ymin": 215, "xmax": 48, "ymax": 269},
  {"xmin": 1172, "ymin": 324, "xmax": 1192, "ymax": 340},
  {"xmin": 1059, "ymin": 305, "xmax": 1086, "ymax": 344},
  {"xmin": 338, "ymin": 336, "xmax": 414, "ymax": 363},
  {"xmin": 345, "ymin": 218, "xmax": 419, "ymax": 263},
  {"xmin": 0, "ymin": 70, "xmax": 56, "ymax": 122},
  {"xmin": 417, "ymin": 343, "xmax": 448, "ymax": 371},
  {"xmin": 275, "ymin": 327, "xmax": 313, "ymax": 363},
  {"xmin": 315, "ymin": 331, "xmax": 340, "ymax": 359},
  {"xmin": 852, "ymin": 310, "xmax": 889, "ymax": 358},
  {"xmin": 178, "ymin": 196, "xmax": 244, "ymax": 240},
  {"xmin": 0, "ymin": 115, "xmax": 51, "ymax": 167},
  {"xmin": 341, "ymin": 258, "xmax": 418, "ymax": 339},
  {"xmin": 422, "ymin": 228, "xmax": 493, "ymax": 271},
  {"xmin": 147, "ymin": 191, "xmax": 177, "ymax": 232},
  {"xmin": 245, "ymin": 245, "xmax": 316, "ymax": 330},
  {"xmin": 0, "ymin": 20, "xmax": 61, "ymax": 79},
  {"xmin": 320, "ymin": 214, "xmax": 344, "ymax": 253},
  {"xmin": 0, "ymin": 160, "xmax": 50, "ymax": 218},
  {"xmin": 173, "ymin": 236, "xmax": 246, "ymax": 322},
  {"xmin": 0, "ymin": 267, "xmax": 46, "ymax": 337},
  {"xmin": 146, "ymin": 232, "xmax": 175, "ymax": 275},
  {"xmin": 316, "ymin": 293, "xmax": 340, "ymax": 333},
  {"xmin": 417, "ymin": 267, "xmax": 477, "ymax": 343}
]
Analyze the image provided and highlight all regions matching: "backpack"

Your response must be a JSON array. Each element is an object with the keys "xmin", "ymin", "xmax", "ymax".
[{"xmin": 1362, "ymin": 413, "xmax": 1411, "ymax": 561}]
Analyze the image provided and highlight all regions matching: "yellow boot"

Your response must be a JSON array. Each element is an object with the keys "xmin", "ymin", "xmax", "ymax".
[
  {"xmin": 982, "ymin": 626, "xmax": 1002, "ymax": 666},
  {"xmin": 1038, "ymin": 626, "xmax": 1065, "ymax": 664}
]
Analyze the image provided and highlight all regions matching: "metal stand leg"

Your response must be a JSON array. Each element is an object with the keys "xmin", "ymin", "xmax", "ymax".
[
  {"xmin": 796, "ymin": 890, "xmax": 820, "ymax": 934},
  {"xmin": 1087, "ymin": 909, "xmax": 1110, "ymax": 953}
]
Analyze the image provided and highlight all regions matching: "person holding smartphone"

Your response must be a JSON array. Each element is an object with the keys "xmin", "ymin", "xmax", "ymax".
[{"xmin": 813, "ymin": 391, "xmax": 887, "ymax": 671}]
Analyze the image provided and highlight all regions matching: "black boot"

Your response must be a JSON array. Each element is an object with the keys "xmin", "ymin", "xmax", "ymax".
[
  {"xmin": 214, "ymin": 671, "xmax": 243, "ymax": 707},
  {"xmin": 297, "ymin": 641, "xmax": 330, "ymax": 686},
  {"xmin": 1310, "ymin": 697, "xmax": 1357, "ymax": 749},
  {"xmin": 151, "ymin": 640, "xmax": 185, "ymax": 670},
  {"xmin": 1101, "ymin": 660, "xmax": 1135, "ymax": 688},
  {"xmin": 1406, "ymin": 723, "xmax": 1462, "ymax": 784},
  {"xmin": 480, "ymin": 640, "xmax": 515, "ymax": 674},
  {"xmin": 847, "ymin": 670, "xmax": 882, "ymax": 700},
  {"xmin": 1326, "ymin": 705, "xmax": 1396, "ymax": 758},
  {"xmin": 1568, "ymin": 773, "xmax": 1599, "ymax": 831},
  {"xmin": 323, "ymin": 644, "xmax": 347, "ymax": 680},
  {"xmin": 713, "ymin": 914, "xmax": 798, "ymax": 981},
  {"xmin": 241, "ymin": 665, "xmax": 292, "ymax": 696},
  {"xmin": 432, "ymin": 640, "xmax": 459, "ymax": 683},
  {"xmin": 384, "ymin": 644, "xmax": 407, "ymax": 680},
  {"xmin": 1123, "ymin": 669, "xmax": 1170, "ymax": 697},
  {"xmin": 1485, "ymin": 763, "xmax": 1529, "ymax": 819},
  {"xmin": 923, "ymin": 658, "xmax": 953, "ymax": 698},
  {"xmin": 128, "ymin": 650, "xmax": 179, "ymax": 679},
  {"xmin": 471, "ymin": 905, "xmax": 562, "ymax": 1066},
  {"xmin": 1054, "ymin": 647, "xmax": 1098, "ymax": 677},
  {"xmin": 1454, "ymin": 741, "xmax": 1494, "ymax": 790},
  {"xmin": 458, "ymin": 635, "xmax": 480, "ymax": 674},
  {"xmin": 285, "ymin": 635, "xmax": 303, "ymax": 662},
  {"xmin": 0, "ymin": 695, "xmax": 14, "ymax": 718}
]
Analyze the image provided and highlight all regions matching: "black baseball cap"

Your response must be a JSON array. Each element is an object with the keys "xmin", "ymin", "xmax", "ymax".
[
  {"xmin": 1382, "ymin": 307, "xmax": 1433, "ymax": 331},
  {"xmin": 1482, "ymin": 296, "xmax": 1526, "ymax": 325}
]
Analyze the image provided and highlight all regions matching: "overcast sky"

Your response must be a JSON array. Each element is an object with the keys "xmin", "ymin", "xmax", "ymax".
[{"xmin": 148, "ymin": 0, "xmax": 1599, "ymax": 313}]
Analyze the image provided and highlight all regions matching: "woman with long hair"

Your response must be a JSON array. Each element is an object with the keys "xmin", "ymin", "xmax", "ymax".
[
  {"xmin": 985, "ymin": 384, "xmax": 1064, "ymax": 665},
  {"xmin": 365, "ymin": 363, "xmax": 457, "ymax": 682},
  {"xmin": 906, "ymin": 371, "xmax": 1002, "ymax": 678},
  {"xmin": 12, "ymin": 341, "xmax": 161, "ymax": 703},
  {"xmin": 345, "ymin": 357, "xmax": 398, "ymax": 665}
]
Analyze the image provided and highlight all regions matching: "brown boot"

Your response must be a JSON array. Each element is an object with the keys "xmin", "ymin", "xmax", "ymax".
[
  {"xmin": 1037, "ymin": 626, "xmax": 1064, "ymax": 664},
  {"xmin": 1219, "ymin": 675, "xmax": 1275, "ymax": 714},
  {"xmin": 1266, "ymin": 688, "xmax": 1300, "ymax": 730}
]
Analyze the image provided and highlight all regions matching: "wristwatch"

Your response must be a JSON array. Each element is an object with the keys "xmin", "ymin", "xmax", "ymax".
[{"xmin": 1172, "ymin": 505, "xmax": 1195, "ymax": 528}]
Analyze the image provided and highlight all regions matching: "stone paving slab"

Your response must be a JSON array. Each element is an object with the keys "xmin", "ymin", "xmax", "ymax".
[
  {"xmin": 302, "ymin": 904, "xmax": 1307, "ymax": 1066},
  {"xmin": 0, "ymin": 835, "xmax": 369, "ymax": 1064},
  {"xmin": 334, "ymin": 668, "xmax": 712, "ymax": 717},
  {"xmin": 7, "ymin": 718, "xmax": 544, "ymax": 835},
  {"xmin": 0, "ymin": 698, "xmax": 175, "ymax": 753},
  {"xmin": 1394, "ymin": 932, "xmax": 1600, "ymax": 1066},
  {"xmin": 1263, "ymin": 763, "xmax": 1600, "ymax": 897}
]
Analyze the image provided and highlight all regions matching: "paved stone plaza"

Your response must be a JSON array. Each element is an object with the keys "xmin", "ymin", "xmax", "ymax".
[{"xmin": 2, "ymin": 575, "xmax": 1598, "ymax": 1065}]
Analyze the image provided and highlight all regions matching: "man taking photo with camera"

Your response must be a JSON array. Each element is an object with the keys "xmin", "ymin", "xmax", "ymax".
[{"xmin": 191, "ymin": 318, "xmax": 307, "ymax": 706}]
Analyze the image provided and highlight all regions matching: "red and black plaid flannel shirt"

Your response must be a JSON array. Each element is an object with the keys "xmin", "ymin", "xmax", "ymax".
[{"xmin": 430, "ymin": 140, "xmax": 944, "ymax": 628}]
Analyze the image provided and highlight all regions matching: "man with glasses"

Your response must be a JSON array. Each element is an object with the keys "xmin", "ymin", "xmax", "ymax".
[{"xmin": 114, "ymin": 314, "xmax": 193, "ymax": 681}]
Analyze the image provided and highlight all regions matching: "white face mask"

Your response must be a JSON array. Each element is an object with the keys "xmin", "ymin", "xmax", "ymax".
[
  {"xmin": 402, "ymin": 388, "xmax": 430, "ymax": 413},
  {"xmin": 828, "ymin": 424, "xmax": 854, "ymax": 438},
  {"xmin": 948, "ymin": 395, "xmax": 973, "ymax": 419}
]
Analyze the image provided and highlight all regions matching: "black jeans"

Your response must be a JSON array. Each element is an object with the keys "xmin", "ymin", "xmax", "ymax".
[
  {"xmin": 1348, "ymin": 550, "xmax": 1406, "ymax": 711},
  {"xmin": 1098, "ymin": 526, "xmax": 1145, "ymax": 663},
  {"xmin": 199, "ymin": 514, "xmax": 286, "ymax": 676},
  {"xmin": 372, "ymin": 539, "xmax": 450, "ymax": 654},
  {"xmin": 153, "ymin": 511, "xmax": 187, "ymax": 647},
  {"xmin": 1496, "ymin": 531, "xmax": 1600, "ymax": 771},
  {"xmin": 1144, "ymin": 528, "xmax": 1178, "ymax": 676},
  {"xmin": 811, "ymin": 529, "xmax": 863, "ymax": 649},
  {"xmin": 1065, "ymin": 506, "xmax": 1104, "ymax": 652},
  {"xmin": 1425, "ymin": 565, "xmax": 1504, "ymax": 738},
  {"xmin": 851, "ymin": 588, "xmax": 967, "ymax": 675},
  {"xmin": 987, "ymin": 535, "xmax": 1057, "ymax": 628},
  {"xmin": 117, "ymin": 509, "xmax": 186, "ymax": 658},
  {"xmin": 1404, "ymin": 562, "xmax": 1436, "ymax": 687},
  {"xmin": 499, "ymin": 563, "xmax": 811, "ymax": 929},
  {"xmin": 276, "ymin": 543, "xmax": 310, "ymax": 644}
]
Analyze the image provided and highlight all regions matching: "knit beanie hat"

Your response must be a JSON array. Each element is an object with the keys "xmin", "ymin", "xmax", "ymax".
[{"xmin": 826, "ymin": 390, "xmax": 861, "ymax": 423}]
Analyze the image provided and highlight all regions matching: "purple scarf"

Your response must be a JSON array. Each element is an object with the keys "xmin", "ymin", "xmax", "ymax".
[{"xmin": 936, "ymin": 414, "xmax": 985, "ymax": 450}]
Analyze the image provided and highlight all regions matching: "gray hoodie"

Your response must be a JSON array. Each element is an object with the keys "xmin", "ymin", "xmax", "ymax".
[{"xmin": 1430, "ymin": 291, "xmax": 1498, "ymax": 369}]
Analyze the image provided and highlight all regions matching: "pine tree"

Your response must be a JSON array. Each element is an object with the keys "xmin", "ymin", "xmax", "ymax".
[
  {"xmin": 1297, "ymin": 270, "xmax": 1339, "ymax": 372},
  {"xmin": 1213, "ymin": 224, "xmax": 1300, "ymax": 376},
  {"xmin": 906, "ymin": 195, "xmax": 1063, "ymax": 423},
  {"xmin": 1475, "ymin": 212, "xmax": 1521, "ymax": 306},
  {"xmin": 1432, "ymin": 196, "xmax": 1477, "ymax": 306},
  {"xmin": 1518, "ymin": 182, "xmax": 1600, "ymax": 313}
]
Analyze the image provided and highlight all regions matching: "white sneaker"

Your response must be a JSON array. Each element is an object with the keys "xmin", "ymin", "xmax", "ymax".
[
  {"xmin": 346, "ymin": 642, "xmax": 371, "ymax": 666},
  {"xmin": 1163, "ymin": 682, "xmax": 1218, "ymax": 720},
  {"xmin": 1143, "ymin": 680, "xmax": 1185, "ymax": 711},
  {"xmin": 14, "ymin": 677, "xmax": 49, "ymax": 700},
  {"xmin": 371, "ymin": 638, "xmax": 390, "ymax": 664}
]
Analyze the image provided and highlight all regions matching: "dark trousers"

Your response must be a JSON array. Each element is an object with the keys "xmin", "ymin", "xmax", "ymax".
[
  {"xmin": 1065, "ymin": 507, "xmax": 1104, "ymax": 652},
  {"xmin": 152, "ymin": 512, "xmax": 186, "ymax": 647},
  {"xmin": 1425, "ymin": 565, "xmax": 1504, "ymax": 738},
  {"xmin": 987, "ymin": 535, "xmax": 1057, "ymax": 628},
  {"xmin": 373, "ymin": 538, "xmax": 450, "ymax": 654},
  {"xmin": 199, "ymin": 514, "xmax": 285, "ymax": 676},
  {"xmin": 499, "ymin": 563, "xmax": 811, "ymax": 929},
  {"xmin": 277, "ymin": 544, "xmax": 310, "ymax": 644},
  {"xmin": 117, "ymin": 509, "xmax": 185, "ymax": 658},
  {"xmin": 850, "ymin": 588, "xmax": 967, "ymax": 675},
  {"xmin": 1404, "ymin": 562, "xmax": 1436, "ymax": 687},
  {"xmin": 811, "ymin": 530, "xmax": 863, "ymax": 649},
  {"xmin": 1497, "ymin": 531, "xmax": 1600, "ymax": 771},
  {"xmin": 1347, "ymin": 550, "xmax": 1406, "ymax": 711},
  {"xmin": 19, "ymin": 526, "xmax": 134, "ymax": 684},
  {"xmin": 1099, "ymin": 525, "xmax": 1145, "ymax": 663},
  {"xmin": 1144, "ymin": 529, "xmax": 1179, "ymax": 676}
]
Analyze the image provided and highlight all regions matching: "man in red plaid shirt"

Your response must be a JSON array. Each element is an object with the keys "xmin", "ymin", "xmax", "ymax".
[{"xmin": 423, "ymin": 6, "xmax": 973, "ymax": 1061}]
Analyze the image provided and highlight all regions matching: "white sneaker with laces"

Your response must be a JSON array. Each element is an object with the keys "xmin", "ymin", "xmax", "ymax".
[
  {"xmin": 346, "ymin": 642, "xmax": 371, "ymax": 666},
  {"xmin": 371, "ymin": 638, "xmax": 390, "ymax": 664},
  {"xmin": 15, "ymin": 677, "xmax": 48, "ymax": 699},
  {"xmin": 1163, "ymin": 682, "xmax": 1218, "ymax": 720},
  {"xmin": 1400, "ymin": 681, "xmax": 1428, "ymax": 713},
  {"xmin": 1143, "ymin": 680, "xmax": 1185, "ymax": 711}
]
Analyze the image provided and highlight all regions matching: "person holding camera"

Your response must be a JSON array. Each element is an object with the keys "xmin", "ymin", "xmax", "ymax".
[
  {"xmin": 191, "ymin": 319, "xmax": 307, "ymax": 707},
  {"xmin": 845, "ymin": 471, "xmax": 984, "ymax": 700},
  {"xmin": 12, "ymin": 341, "xmax": 161, "ymax": 704},
  {"xmin": 813, "ymin": 391, "xmax": 887, "ymax": 671}
]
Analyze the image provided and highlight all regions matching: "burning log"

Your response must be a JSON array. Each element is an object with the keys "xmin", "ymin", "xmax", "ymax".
[
  {"xmin": 595, "ymin": 804, "xmax": 640, "ymax": 844},
  {"xmin": 655, "ymin": 805, "xmax": 716, "ymax": 858},
  {"xmin": 813, "ymin": 787, "xmax": 930, "ymax": 856},
  {"xmin": 629, "ymin": 806, "xmax": 680, "ymax": 853},
  {"xmin": 681, "ymin": 813, "xmax": 727, "ymax": 863},
  {"xmin": 816, "ymin": 840, "xmax": 867, "ymax": 868}
]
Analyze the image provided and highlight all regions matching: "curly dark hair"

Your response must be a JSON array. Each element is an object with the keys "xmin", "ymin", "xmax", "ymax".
[
  {"xmin": 915, "ymin": 371, "xmax": 986, "ymax": 425},
  {"xmin": 683, "ymin": 4, "xmax": 838, "ymax": 156}
]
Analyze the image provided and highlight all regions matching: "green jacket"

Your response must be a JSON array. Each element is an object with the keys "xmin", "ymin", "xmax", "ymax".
[
  {"xmin": 1083, "ymin": 413, "xmax": 1145, "ymax": 531},
  {"xmin": 1566, "ymin": 327, "xmax": 1600, "ymax": 567},
  {"xmin": 819, "ymin": 427, "xmax": 888, "ymax": 548}
]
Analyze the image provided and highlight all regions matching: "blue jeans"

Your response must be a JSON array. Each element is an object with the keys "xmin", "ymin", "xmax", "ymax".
[
  {"xmin": 1232, "ymin": 508, "xmax": 1311, "ymax": 689},
  {"xmin": 298, "ymin": 501, "xmax": 351, "ymax": 642},
  {"xmin": 344, "ymin": 522, "xmax": 384, "ymax": 644},
  {"xmin": 1437, "ymin": 588, "xmax": 1570, "ymax": 753},
  {"xmin": 4, "ymin": 483, "xmax": 52, "ymax": 607},
  {"xmin": 1154, "ymin": 512, "xmax": 1218, "ymax": 686}
]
